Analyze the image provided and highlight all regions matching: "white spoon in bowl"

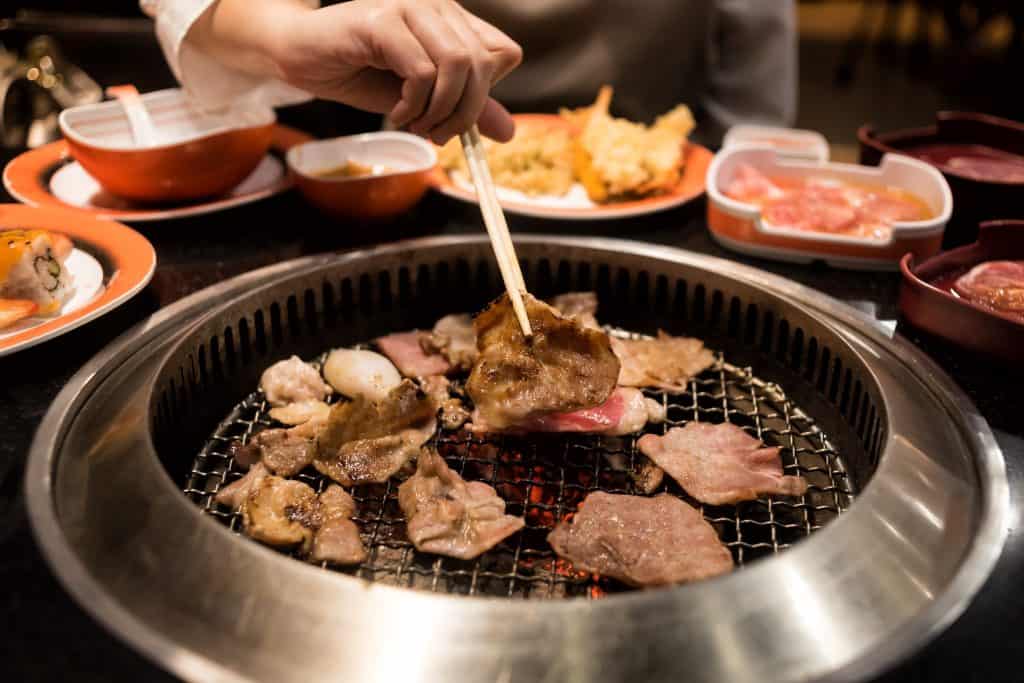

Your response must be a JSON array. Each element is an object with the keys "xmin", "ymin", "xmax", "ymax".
[{"xmin": 105, "ymin": 84, "xmax": 158, "ymax": 148}]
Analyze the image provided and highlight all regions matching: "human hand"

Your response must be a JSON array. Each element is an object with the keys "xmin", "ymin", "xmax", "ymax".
[{"xmin": 270, "ymin": 0, "xmax": 522, "ymax": 143}]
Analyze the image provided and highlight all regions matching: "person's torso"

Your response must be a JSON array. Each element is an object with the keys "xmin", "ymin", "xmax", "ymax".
[{"xmin": 461, "ymin": 0, "xmax": 712, "ymax": 121}]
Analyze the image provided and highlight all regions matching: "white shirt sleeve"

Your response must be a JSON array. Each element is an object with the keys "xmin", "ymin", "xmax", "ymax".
[
  {"xmin": 140, "ymin": 0, "xmax": 317, "ymax": 110},
  {"xmin": 702, "ymin": 0, "xmax": 798, "ymax": 142}
]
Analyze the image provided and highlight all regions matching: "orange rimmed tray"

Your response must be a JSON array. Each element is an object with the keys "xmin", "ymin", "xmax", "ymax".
[
  {"xmin": 3, "ymin": 125, "xmax": 311, "ymax": 222},
  {"xmin": 0, "ymin": 204, "xmax": 155, "ymax": 356},
  {"xmin": 429, "ymin": 113, "xmax": 712, "ymax": 220}
]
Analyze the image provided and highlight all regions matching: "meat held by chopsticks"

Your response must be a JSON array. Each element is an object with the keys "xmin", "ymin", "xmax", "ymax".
[
  {"xmin": 398, "ymin": 448, "xmax": 525, "ymax": 560},
  {"xmin": 315, "ymin": 379, "xmax": 437, "ymax": 486},
  {"xmin": 468, "ymin": 387, "xmax": 663, "ymax": 436},
  {"xmin": 638, "ymin": 423, "xmax": 809, "ymax": 505},
  {"xmin": 466, "ymin": 292, "xmax": 620, "ymax": 431},
  {"xmin": 611, "ymin": 332, "xmax": 715, "ymax": 391},
  {"xmin": 548, "ymin": 492, "xmax": 732, "ymax": 587}
]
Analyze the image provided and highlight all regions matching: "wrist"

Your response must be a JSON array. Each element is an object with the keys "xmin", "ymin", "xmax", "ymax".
[{"xmin": 262, "ymin": 1, "xmax": 317, "ymax": 80}]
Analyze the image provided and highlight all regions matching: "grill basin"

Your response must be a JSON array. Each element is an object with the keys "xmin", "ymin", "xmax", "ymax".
[{"xmin": 27, "ymin": 237, "xmax": 1007, "ymax": 683}]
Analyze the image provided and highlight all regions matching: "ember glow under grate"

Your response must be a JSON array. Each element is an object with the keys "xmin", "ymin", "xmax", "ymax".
[{"xmin": 184, "ymin": 333, "xmax": 854, "ymax": 600}]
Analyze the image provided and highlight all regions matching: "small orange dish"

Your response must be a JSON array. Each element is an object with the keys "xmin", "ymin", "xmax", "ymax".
[
  {"xmin": 59, "ymin": 88, "xmax": 275, "ymax": 203},
  {"xmin": 287, "ymin": 132, "xmax": 436, "ymax": 221}
]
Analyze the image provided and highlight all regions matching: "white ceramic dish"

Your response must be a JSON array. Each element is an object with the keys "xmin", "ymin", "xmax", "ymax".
[
  {"xmin": 722, "ymin": 125, "xmax": 830, "ymax": 161},
  {"xmin": 706, "ymin": 146, "xmax": 953, "ymax": 269}
]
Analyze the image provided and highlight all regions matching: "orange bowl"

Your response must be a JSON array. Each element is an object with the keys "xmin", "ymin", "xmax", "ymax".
[
  {"xmin": 286, "ymin": 132, "xmax": 436, "ymax": 221},
  {"xmin": 59, "ymin": 88, "xmax": 275, "ymax": 203}
]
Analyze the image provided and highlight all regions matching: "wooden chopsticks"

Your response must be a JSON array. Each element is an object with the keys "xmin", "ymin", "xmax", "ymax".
[{"xmin": 459, "ymin": 125, "xmax": 533, "ymax": 338}]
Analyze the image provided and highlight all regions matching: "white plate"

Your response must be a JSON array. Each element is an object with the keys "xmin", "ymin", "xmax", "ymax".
[
  {"xmin": 47, "ymin": 155, "xmax": 285, "ymax": 221},
  {"xmin": 0, "ymin": 248, "xmax": 105, "ymax": 339}
]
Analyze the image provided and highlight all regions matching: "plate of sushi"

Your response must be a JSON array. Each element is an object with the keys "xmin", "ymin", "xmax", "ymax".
[{"xmin": 0, "ymin": 204, "xmax": 155, "ymax": 356}]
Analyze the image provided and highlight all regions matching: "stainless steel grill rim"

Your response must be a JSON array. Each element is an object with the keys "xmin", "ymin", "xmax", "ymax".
[{"xmin": 24, "ymin": 236, "xmax": 1009, "ymax": 683}]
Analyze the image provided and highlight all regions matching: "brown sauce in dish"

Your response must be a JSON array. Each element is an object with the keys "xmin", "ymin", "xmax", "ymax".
[
  {"xmin": 314, "ymin": 160, "xmax": 384, "ymax": 179},
  {"xmin": 904, "ymin": 144, "xmax": 1024, "ymax": 183},
  {"xmin": 929, "ymin": 261, "xmax": 1024, "ymax": 321}
]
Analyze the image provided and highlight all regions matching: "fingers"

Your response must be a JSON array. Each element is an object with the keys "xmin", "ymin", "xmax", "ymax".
[
  {"xmin": 403, "ymin": 7, "xmax": 471, "ymax": 138},
  {"xmin": 476, "ymin": 97, "xmax": 515, "ymax": 143},
  {"xmin": 366, "ymin": 23, "xmax": 437, "ymax": 127},
  {"xmin": 424, "ymin": 3, "xmax": 495, "ymax": 144},
  {"xmin": 458, "ymin": 7, "xmax": 523, "ymax": 84}
]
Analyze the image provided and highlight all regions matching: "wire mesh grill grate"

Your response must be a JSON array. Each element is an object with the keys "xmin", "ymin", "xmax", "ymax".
[{"xmin": 183, "ymin": 332, "xmax": 855, "ymax": 599}]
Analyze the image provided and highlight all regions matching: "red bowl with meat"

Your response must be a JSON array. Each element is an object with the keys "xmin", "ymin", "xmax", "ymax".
[
  {"xmin": 706, "ymin": 146, "xmax": 952, "ymax": 270},
  {"xmin": 899, "ymin": 220, "xmax": 1024, "ymax": 363},
  {"xmin": 859, "ymin": 112, "xmax": 1024, "ymax": 247}
]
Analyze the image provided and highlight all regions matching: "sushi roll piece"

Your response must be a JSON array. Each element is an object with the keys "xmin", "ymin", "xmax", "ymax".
[{"xmin": 0, "ymin": 229, "xmax": 75, "ymax": 316}]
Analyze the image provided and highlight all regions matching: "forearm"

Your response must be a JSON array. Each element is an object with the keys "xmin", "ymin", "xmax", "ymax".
[{"xmin": 186, "ymin": 0, "xmax": 312, "ymax": 79}]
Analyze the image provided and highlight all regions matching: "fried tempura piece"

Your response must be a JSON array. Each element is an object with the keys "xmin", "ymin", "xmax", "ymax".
[{"xmin": 563, "ymin": 86, "xmax": 695, "ymax": 201}]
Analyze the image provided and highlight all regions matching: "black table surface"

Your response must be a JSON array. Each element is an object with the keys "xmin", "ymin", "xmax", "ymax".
[{"xmin": 1, "ymin": 148, "xmax": 1021, "ymax": 683}]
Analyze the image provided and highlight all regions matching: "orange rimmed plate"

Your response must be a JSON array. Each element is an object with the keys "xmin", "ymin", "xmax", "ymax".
[
  {"xmin": 428, "ymin": 113, "xmax": 713, "ymax": 220},
  {"xmin": 3, "ymin": 125, "xmax": 311, "ymax": 222},
  {"xmin": 0, "ymin": 204, "xmax": 155, "ymax": 356}
]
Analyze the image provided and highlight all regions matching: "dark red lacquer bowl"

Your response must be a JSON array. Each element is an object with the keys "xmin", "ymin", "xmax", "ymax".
[
  {"xmin": 900, "ymin": 220, "xmax": 1024, "ymax": 364},
  {"xmin": 860, "ymin": 112, "xmax": 1024, "ymax": 247}
]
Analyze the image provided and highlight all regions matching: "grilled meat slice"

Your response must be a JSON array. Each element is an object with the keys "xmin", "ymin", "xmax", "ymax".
[
  {"xmin": 215, "ymin": 462, "xmax": 269, "ymax": 509},
  {"xmin": 241, "ymin": 475, "xmax": 319, "ymax": 552},
  {"xmin": 420, "ymin": 375, "xmax": 470, "ymax": 431},
  {"xmin": 268, "ymin": 399, "xmax": 330, "ymax": 426},
  {"xmin": 310, "ymin": 485, "xmax": 367, "ymax": 565},
  {"xmin": 611, "ymin": 332, "xmax": 715, "ymax": 391},
  {"xmin": 638, "ymin": 423, "xmax": 808, "ymax": 505},
  {"xmin": 314, "ymin": 432, "xmax": 422, "ymax": 486},
  {"xmin": 421, "ymin": 313, "xmax": 478, "ymax": 371},
  {"xmin": 547, "ymin": 492, "xmax": 732, "ymax": 587},
  {"xmin": 238, "ymin": 427, "xmax": 317, "ymax": 477},
  {"xmin": 317, "ymin": 379, "xmax": 436, "ymax": 451},
  {"xmin": 377, "ymin": 331, "xmax": 451, "ymax": 377},
  {"xmin": 259, "ymin": 355, "xmax": 331, "ymax": 407},
  {"xmin": 466, "ymin": 292, "xmax": 620, "ymax": 430},
  {"xmin": 315, "ymin": 380, "xmax": 436, "ymax": 486},
  {"xmin": 398, "ymin": 448, "xmax": 524, "ymax": 559},
  {"xmin": 549, "ymin": 291, "xmax": 600, "ymax": 329}
]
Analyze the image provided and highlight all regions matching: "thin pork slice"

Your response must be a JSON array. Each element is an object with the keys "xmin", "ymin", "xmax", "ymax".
[
  {"xmin": 611, "ymin": 332, "xmax": 715, "ymax": 391},
  {"xmin": 638, "ymin": 422, "xmax": 808, "ymax": 505},
  {"xmin": 310, "ymin": 485, "xmax": 367, "ymax": 565},
  {"xmin": 548, "ymin": 492, "xmax": 732, "ymax": 587},
  {"xmin": 376, "ymin": 331, "xmax": 451, "ymax": 377},
  {"xmin": 398, "ymin": 448, "xmax": 524, "ymax": 559},
  {"xmin": 469, "ymin": 387, "xmax": 663, "ymax": 436}
]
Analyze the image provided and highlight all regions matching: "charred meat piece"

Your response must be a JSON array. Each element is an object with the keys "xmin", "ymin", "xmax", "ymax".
[
  {"xmin": 549, "ymin": 291, "xmax": 600, "ymax": 329},
  {"xmin": 259, "ymin": 356, "xmax": 331, "ymax": 407},
  {"xmin": 376, "ymin": 331, "xmax": 451, "ymax": 377},
  {"xmin": 317, "ymin": 379, "xmax": 436, "ymax": 450},
  {"xmin": 420, "ymin": 375, "xmax": 471, "ymax": 431},
  {"xmin": 310, "ymin": 485, "xmax": 367, "ymax": 565},
  {"xmin": 315, "ymin": 433, "xmax": 421, "ymax": 486},
  {"xmin": 215, "ymin": 462, "xmax": 269, "ymax": 509},
  {"xmin": 315, "ymin": 380, "xmax": 436, "ymax": 486},
  {"xmin": 634, "ymin": 460, "xmax": 665, "ymax": 494},
  {"xmin": 469, "ymin": 387, "xmax": 662, "ymax": 436},
  {"xmin": 241, "ymin": 475, "xmax": 319, "ymax": 552},
  {"xmin": 611, "ymin": 332, "xmax": 715, "ymax": 391},
  {"xmin": 398, "ymin": 448, "xmax": 525, "ymax": 559},
  {"xmin": 466, "ymin": 292, "xmax": 620, "ymax": 430},
  {"xmin": 421, "ymin": 313, "xmax": 478, "ymax": 371},
  {"xmin": 547, "ymin": 492, "xmax": 732, "ymax": 587},
  {"xmin": 638, "ymin": 423, "xmax": 808, "ymax": 505},
  {"xmin": 237, "ymin": 427, "xmax": 318, "ymax": 477}
]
